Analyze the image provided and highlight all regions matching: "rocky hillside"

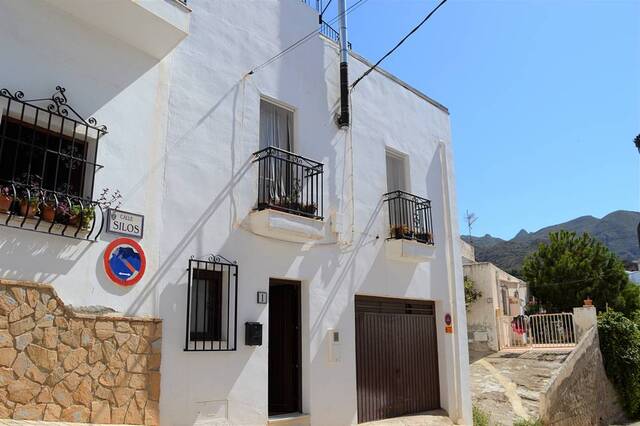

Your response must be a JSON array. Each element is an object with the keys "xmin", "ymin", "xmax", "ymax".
[{"xmin": 463, "ymin": 210, "xmax": 640, "ymax": 272}]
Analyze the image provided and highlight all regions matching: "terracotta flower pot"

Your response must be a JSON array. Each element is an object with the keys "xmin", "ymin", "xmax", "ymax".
[
  {"xmin": 584, "ymin": 298, "xmax": 593, "ymax": 306},
  {"xmin": 20, "ymin": 200, "xmax": 38, "ymax": 218},
  {"xmin": 41, "ymin": 204, "xmax": 56, "ymax": 223},
  {"xmin": 68, "ymin": 214, "xmax": 81, "ymax": 228},
  {"xmin": 0, "ymin": 195, "xmax": 13, "ymax": 213}
]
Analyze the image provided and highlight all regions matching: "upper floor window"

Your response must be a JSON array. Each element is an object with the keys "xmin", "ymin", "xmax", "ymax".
[
  {"xmin": 386, "ymin": 149, "xmax": 408, "ymax": 192},
  {"xmin": 259, "ymin": 99, "xmax": 293, "ymax": 152},
  {"xmin": 254, "ymin": 98, "xmax": 323, "ymax": 219}
]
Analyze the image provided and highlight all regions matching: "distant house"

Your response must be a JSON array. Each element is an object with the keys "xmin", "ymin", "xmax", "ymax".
[{"xmin": 462, "ymin": 239, "xmax": 528, "ymax": 352}]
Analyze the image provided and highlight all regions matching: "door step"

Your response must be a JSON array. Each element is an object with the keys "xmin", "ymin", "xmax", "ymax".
[{"xmin": 267, "ymin": 413, "xmax": 311, "ymax": 426}]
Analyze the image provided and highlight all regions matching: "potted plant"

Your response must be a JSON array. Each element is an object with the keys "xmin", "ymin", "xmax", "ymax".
[
  {"xmin": 415, "ymin": 231, "xmax": 432, "ymax": 244},
  {"xmin": 19, "ymin": 194, "xmax": 40, "ymax": 218},
  {"xmin": 301, "ymin": 203, "xmax": 318, "ymax": 216},
  {"xmin": 17, "ymin": 174, "xmax": 42, "ymax": 218},
  {"xmin": 391, "ymin": 225, "xmax": 412, "ymax": 239},
  {"xmin": 0, "ymin": 186, "xmax": 13, "ymax": 213},
  {"xmin": 69, "ymin": 203, "xmax": 95, "ymax": 230},
  {"xmin": 55, "ymin": 201, "xmax": 72, "ymax": 225},
  {"xmin": 40, "ymin": 193, "xmax": 58, "ymax": 223}
]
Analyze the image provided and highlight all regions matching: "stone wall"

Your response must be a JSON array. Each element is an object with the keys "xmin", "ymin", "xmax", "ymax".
[
  {"xmin": 0, "ymin": 279, "xmax": 162, "ymax": 424},
  {"xmin": 539, "ymin": 327, "xmax": 626, "ymax": 425}
]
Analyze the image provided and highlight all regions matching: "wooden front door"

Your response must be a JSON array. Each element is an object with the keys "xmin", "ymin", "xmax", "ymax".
[{"xmin": 268, "ymin": 280, "xmax": 301, "ymax": 415}]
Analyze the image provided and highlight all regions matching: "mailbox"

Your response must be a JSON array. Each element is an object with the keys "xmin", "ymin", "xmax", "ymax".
[{"xmin": 245, "ymin": 322, "xmax": 263, "ymax": 346}]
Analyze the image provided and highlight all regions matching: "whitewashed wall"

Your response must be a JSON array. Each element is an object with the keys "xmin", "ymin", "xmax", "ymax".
[{"xmin": 0, "ymin": 0, "xmax": 471, "ymax": 425}]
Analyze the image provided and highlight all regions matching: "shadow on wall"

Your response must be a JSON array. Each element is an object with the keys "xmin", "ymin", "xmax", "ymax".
[
  {"xmin": 0, "ymin": 1, "xmax": 171, "ymax": 280},
  {"xmin": 0, "ymin": 230, "xmax": 93, "ymax": 282},
  {"xmin": 0, "ymin": 1, "xmax": 161, "ymax": 123},
  {"xmin": 157, "ymin": 280, "xmax": 258, "ymax": 426}
]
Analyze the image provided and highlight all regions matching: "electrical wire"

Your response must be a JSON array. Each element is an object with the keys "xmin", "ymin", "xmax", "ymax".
[
  {"xmin": 321, "ymin": 0, "xmax": 334, "ymax": 17},
  {"xmin": 351, "ymin": 0, "xmax": 449, "ymax": 90},
  {"xmin": 247, "ymin": 0, "xmax": 370, "ymax": 76}
]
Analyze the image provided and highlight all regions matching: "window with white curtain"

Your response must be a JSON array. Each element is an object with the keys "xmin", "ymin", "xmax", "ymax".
[
  {"xmin": 259, "ymin": 99, "xmax": 293, "ymax": 151},
  {"xmin": 386, "ymin": 150, "xmax": 408, "ymax": 192}
]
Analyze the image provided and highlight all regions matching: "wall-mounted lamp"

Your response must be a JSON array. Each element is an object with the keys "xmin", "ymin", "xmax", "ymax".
[{"xmin": 257, "ymin": 291, "xmax": 268, "ymax": 304}]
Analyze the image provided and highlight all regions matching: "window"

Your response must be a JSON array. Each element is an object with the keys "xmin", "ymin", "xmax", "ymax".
[
  {"xmin": 189, "ymin": 269, "xmax": 223, "ymax": 341},
  {"xmin": 185, "ymin": 256, "xmax": 238, "ymax": 351},
  {"xmin": 0, "ymin": 86, "xmax": 107, "ymax": 240},
  {"xmin": 259, "ymin": 99, "xmax": 293, "ymax": 151},
  {"xmin": 0, "ymin": 116, "xmax": 97, "ymax": 199},
  {"xmin": 385, "ymin": 150, "xmax": 408, "ymax": 192},
  {"xmin": 0, "ymin": 87, "xmax": 104, "ymax": 201}
]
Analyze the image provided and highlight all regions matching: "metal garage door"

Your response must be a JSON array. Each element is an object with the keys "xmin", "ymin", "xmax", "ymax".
[{"xmin": 355, "ymin": 296, "xmax": 440, "ymax": 423}]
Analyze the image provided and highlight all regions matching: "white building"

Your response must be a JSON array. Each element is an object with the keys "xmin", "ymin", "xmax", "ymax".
[
  {"xmin": 461, "ymin": 240, "xmax": 528, "ymax": 352},
  {"xmin": 0, "ymin": 1, "xmax": 471, "ymax": 425}
]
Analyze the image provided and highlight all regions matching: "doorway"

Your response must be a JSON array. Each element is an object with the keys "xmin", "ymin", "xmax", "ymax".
[{"xmin": 268, "ymin": 279, "xmax": 301, "ymax": 416}]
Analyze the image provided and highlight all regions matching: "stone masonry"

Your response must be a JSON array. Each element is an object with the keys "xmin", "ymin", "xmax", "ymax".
[{"xmin": 0, "ymin": 279, "xmax": 162, "ymax": 424}]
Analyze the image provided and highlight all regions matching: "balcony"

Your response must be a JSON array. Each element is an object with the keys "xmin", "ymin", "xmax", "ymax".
[
  {"xmin": 0, "ymin": 185, "xmax": 104, "ymax": 241},
  {"xmin": 43, "ymin": 0, "xmax": 190, "ymax": 59},
  {"xmin": 384, "ymin": 191, "xmax": 435, "ymax": 262},
  {"xmin": 249, "ymin": 147, "xmax": 325, "ymax": 243}
]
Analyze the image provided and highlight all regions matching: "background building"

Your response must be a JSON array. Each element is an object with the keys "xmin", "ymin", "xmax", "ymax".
[{"xmin": 462, "ymin": 239, "xmax": 528, "ymax": 352}]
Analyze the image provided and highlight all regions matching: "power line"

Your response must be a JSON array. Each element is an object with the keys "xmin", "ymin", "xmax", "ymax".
[
  {"xmin": 321, "ymin": 0, "xmax": 334, "ymax": 17},
  {"xmin": 247, "ymin": 0, "xmax": 370, "ymax": 76},
  {"xmin": 351, "ymin": 0, "xmax": 449, "ymax": 90}
]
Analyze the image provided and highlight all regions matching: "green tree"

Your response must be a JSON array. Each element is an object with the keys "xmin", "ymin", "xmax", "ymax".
[{"xmin": 522, "ymin": 230, "xmax": 639, "ymax": 315}]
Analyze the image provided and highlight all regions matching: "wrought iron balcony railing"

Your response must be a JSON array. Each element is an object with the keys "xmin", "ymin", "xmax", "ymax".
[
  {"xmin": 300, "ymin": 0, "xmax": 353, "ymax": 49},
  {"xmin": 384, "ymin": 190, "xmax": 434, "ymax": 245},
  {"xmin": 0, "ymin": 182, "xmax": 103, "ymax": 240},
  {"xmin": 253, "ymin": 146, "xmax": 323, "ymax": 220}
]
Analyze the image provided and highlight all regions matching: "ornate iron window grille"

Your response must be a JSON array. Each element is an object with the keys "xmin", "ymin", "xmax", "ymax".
[
  {"xmin": 185, "ymin": 255, "xmax": 238, "ymax": 352},
  {"xmin": 253, "ymin": 146, "xmax": 324, "ymax": 220},
  {"xmin": 0, "ymin": 86, "xmax": 107, "ymax": 241},
  {"xmin": 384, "ymin": 190, "xmax": 434, "ymax": 245}
]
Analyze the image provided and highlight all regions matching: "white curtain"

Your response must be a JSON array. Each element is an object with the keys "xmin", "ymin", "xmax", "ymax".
[
  {"xmin": 259, "ymin": 100, "xmax": 293, "ymax": 151},
  {"xmin": 259, "ymin": 101, "xmax": 294, "ymax": 204}
]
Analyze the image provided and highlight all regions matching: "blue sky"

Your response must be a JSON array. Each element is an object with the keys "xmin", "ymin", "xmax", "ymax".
[{"xmin": 336, "ymin": 0, "xmax": 640, "ymax": 239}]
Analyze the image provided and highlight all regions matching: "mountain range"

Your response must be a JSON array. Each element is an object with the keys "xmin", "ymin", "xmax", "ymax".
[{"xmin": 462, "ymin": 210, "xmax": 640, "ymax": 273}]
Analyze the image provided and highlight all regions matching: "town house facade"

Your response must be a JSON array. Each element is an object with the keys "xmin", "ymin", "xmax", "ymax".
[{"xmin": 0, "ymin": 0, "xmax": 472, "ymax": 424}]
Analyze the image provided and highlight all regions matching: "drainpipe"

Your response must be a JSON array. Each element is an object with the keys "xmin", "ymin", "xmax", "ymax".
[{"xmin": 336, "ymin": 0, "xmax": 350, "ymax": 128}]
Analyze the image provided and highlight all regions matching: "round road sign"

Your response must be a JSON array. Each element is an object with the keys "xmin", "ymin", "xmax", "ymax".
[{"xmin": 103, "ymin": 237, "xmax": 146, "ymax": 286}]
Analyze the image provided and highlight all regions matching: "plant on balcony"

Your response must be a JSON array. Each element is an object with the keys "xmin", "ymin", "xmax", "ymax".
[
  {"xmin": 265, "ymin": 179, "xmax": 318, "ymax": 217},
  {"xmin": 54, "ymin": 201, "xmax": 72, "ymax": 225},
  {"xmin": 415, "ymin": 231, "xmax": 433, "ymax": 244},
  {"xmin": 40, "ymin": 192, "xmax": 62, "ymax": 223},
  {"xmin": 0, "ymin": 186, "xmax": 13, "ymax": 213},
  {"xmin": 69, "ymin": 203, "xmax": 95, "ymax": 230},
  {"xmin": 19, "ymin": 196, "xmax": 39, "ymax": 218},
  {"xmin": 17, "ymin": 174, "xmax": 42, "ymax": 218},
  {"xmin": 391, "ymin": 225, "xmax": 412, "ymax": 240}
]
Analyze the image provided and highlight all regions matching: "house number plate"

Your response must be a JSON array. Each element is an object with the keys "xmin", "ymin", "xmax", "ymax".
[{"xmin": 106, "ymin": 208, "xmax": 144, "ymax": 238}]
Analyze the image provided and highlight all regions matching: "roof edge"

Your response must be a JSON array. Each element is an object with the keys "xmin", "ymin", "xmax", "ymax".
[{"xmin": 348, "ymin": 50, "xmax": 449, "ymax": 115}]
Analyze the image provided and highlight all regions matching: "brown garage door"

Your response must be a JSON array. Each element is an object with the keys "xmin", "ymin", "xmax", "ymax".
[{"xmin": 355, "ymin": 296, "xmax": 440, "ymax": 423}]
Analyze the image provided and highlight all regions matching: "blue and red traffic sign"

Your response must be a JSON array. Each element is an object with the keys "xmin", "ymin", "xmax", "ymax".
[{"xmin": 103, "ymin": 237, "xmax": 146, "ymax": 286}]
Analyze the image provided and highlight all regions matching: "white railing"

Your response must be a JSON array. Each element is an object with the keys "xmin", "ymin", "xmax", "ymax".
[{"xmin": 498, "ymin": 313, "xmax": 577, "ymax": 350}]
